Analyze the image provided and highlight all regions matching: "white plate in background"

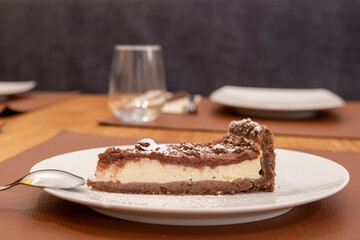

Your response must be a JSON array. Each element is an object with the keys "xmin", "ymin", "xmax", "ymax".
[
  {"xmin": 210, "ymin": 86, "xmax": 345, "ymax": 119},
  {"xmin": 0, "ymin": 81, "xmax": 36, "ymax": 97},
  {"xmin": 30, "ymin": 146, "xmax": 349, "ymax": 226}
]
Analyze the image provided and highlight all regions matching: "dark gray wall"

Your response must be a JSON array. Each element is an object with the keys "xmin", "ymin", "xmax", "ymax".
[{"xmin": 0, "ymin": 0, "xmax": 359, "ymax": 99}]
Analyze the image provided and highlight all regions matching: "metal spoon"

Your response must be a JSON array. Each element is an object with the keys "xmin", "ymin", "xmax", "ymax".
[
  {"xmin": 0, "ymin": 169, "xmax": 85, "ymax": 191},
  {"xmin": 184, "ymin": 94, "xmax": 198, "ymax": 114}
]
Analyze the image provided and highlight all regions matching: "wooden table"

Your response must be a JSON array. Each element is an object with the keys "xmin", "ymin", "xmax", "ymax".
[
  {"xmin": 1, "ymin": 93, "xmax": 360, "ymax": 240},
  {"xmin": 1, "ymin": 93, "xmax": 360, "ymax": 163}
]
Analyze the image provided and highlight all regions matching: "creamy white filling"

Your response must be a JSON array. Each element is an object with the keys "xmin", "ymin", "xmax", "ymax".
[{"xmin": 95, "ymin": 153, "xmax": 262, "ymax": 184}]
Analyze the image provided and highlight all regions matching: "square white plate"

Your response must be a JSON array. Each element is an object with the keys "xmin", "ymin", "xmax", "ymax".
[{"xmin": 210, "ymin": 86, "xmax": 345, "ymax": 119}]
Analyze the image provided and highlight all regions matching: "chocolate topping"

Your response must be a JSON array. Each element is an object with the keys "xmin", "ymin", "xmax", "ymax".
[{"xmin": 97, "ymin": 133, "xmax": 259, "ymax": 169}]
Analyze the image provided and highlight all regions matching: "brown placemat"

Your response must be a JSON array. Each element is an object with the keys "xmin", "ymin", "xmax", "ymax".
[
  {"xmin": 101, "ymin": 99, "xmax": 360, "ymax": 138},
  {"xmin": 0, "ymin": 131, "xmax": 358, "ymax": 240},
  {"xmin": 0, "ymin": 91, "xmax": 78, "ymax": 116}
]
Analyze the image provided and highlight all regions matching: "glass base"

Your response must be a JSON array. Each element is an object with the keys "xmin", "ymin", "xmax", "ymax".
[{"xmin": 113, "ymin": 108, "xmax": 161, "ymax": 123}]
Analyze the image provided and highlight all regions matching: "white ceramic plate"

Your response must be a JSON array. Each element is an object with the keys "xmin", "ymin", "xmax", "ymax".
[
  {"xmin": 210, "ymin": 86, "xmax": 345, "ymax": 119},
  {"xmin": 0, "ymin": 81, "xmax": 36, "ymax": 98},
  {"xmin": 31, "ymin": 146, "xmax": 349, "ymax": 226}
]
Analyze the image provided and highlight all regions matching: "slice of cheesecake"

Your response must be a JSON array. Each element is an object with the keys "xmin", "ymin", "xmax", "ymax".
[{"xmin": 87, "ymin": 118, "xmax": 276, "ymax": 195}]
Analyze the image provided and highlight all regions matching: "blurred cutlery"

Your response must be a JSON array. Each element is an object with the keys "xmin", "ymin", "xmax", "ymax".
[{"xmin": 184, "ymin": 94, "xmax": 198, "ymax": 114}]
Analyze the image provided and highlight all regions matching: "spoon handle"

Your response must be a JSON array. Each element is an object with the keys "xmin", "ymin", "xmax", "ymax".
[
  {"xmin": 0, "ymin": 170, "xmax": 85, "ymax": 191},
  {"xmin": 0, "ymin": 184, "xmax": 15, "ymax": 191},
  {"xmin": 0, "ymin": 177, "xmax": 23, "ymax": 191}
]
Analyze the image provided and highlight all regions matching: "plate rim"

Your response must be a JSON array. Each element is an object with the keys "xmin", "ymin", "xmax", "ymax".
[{"xmin": 31, "ymin": 146, "xmax": 350, "ymax": 216}]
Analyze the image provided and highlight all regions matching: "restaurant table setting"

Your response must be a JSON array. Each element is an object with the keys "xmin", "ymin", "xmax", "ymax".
[
  {"xmin": 0, "ymin": 130, "xmax": 358, "ymax": 239},
  {"xmin": 101, "ymin": 58, "xmax": 360, "ymax": 138},
  {"xmin": 101, "ymin": 44, "xmax": 359, "ymax": 138},
  {"xmin": 1, "ymin": 43, "xmax": 360, "ymax": 239}
]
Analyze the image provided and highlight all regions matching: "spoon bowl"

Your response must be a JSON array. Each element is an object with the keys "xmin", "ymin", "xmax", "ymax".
[{"xmin": 0, "ymin": 169, "xmax": 85, "ymax": 191}]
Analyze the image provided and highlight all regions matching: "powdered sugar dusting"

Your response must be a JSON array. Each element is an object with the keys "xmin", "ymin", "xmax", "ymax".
[
  {"xmin": 212, "ymin": 144, "xmax": 225, "ymax": 150},
  {"xmin": 138, "ymin": 138, "xmax": 156, "ymax": 149},
  {"xmin": 72, "ymin": 186, "xmax": 271, "ymax": 210},
  {"xmin": 86, "ymin": 190, "xmax": 228, "ymax": 209},
  {"xmin": 230, "ymin": 118, "xmax": 262, "ymax": 134},
  {"xmin": 135, "ymin": 139, "xmax": 170, "ymax": 155},
  {"xmin": 133, "ymin": 137, "xmax": 254, "ymax": 159}
]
